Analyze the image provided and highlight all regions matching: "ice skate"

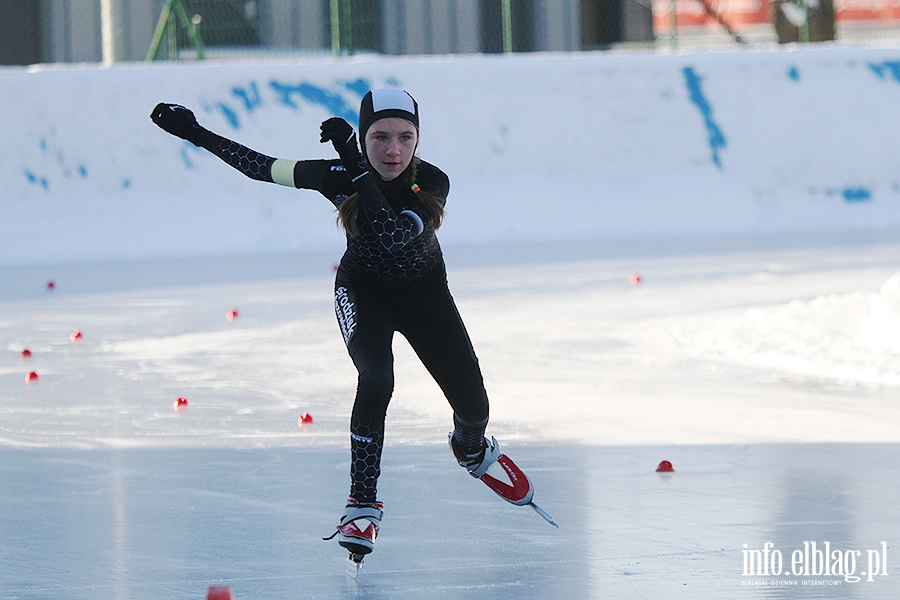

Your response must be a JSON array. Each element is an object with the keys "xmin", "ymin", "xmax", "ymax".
[
  {"xmin": 323, "ymin": 497, "xmax": 384, "ymax": 568},
  {"xmin": 450, "ymin": 434, "xmax": 558, "ymax": 526}
]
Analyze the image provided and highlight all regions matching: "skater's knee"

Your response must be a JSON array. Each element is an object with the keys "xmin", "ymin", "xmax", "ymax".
[{"xmin": 357, "ymin": 367, "xmax": 394, "ymax": 403}]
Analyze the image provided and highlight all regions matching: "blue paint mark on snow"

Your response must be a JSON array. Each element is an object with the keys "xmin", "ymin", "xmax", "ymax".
[
  {"xmin": 788, "ymin": 66, "xmax": 800, "ymax": 81},
  {"xmin": 868, "ymin": 61, "xmax": 900, "ymax": 83},
  {"xmin": 269, "ymin": 81, "xmax": 358, "ymax": 125},
  {"xmin": 181, "ymin": 143, "xmax": 201, "ymax": 169},
  {"xmin": 232, "ymin": 82, "xmax": 262, "ymax": 112},
  {"xmin": 342, "ymin": 78, "xmax": 370, "ymax": 97},
  {"xmin": 683, "ymin": 66, "xmax": 727, "ymax": 169},
  {"xmin": 216, "ymin": 102, "xmax": 240, "ymax": 129},
  {"xmin": 122, "ymin": 179, "xmax": 131, "ymax": 189},
  {"xmin": 24, "ymin": 169, "xmax": 49, "ymax": 190},
  {"xmin": 269, "ymin": 81, "xmax": 302, "ymax": 109},
  {"xmin": 78, "ymin": 165, "xmax": 88, "ymax": 179},
  {"xmin": 842, "ymin": 187, "xmax": 871, "ymax": 202}
]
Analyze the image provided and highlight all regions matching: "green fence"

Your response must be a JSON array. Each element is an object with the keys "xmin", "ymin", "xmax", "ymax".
[{"xmin": 3, "ymin": 0, "xmax": 900, "ymax": 67}]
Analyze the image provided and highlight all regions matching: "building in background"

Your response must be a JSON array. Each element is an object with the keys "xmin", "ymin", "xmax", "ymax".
[
  {"xmin": 1, "ymin": 0, "xmax": 654, "ymax": 66},
  {"xmin": 3, "ymin": 0, "xmax": 900, "ymax": 66}
]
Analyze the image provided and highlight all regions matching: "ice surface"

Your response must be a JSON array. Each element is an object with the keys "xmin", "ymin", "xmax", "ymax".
[
  {"xmin": 2, "ymin": 234, "xmax": 900, "ymax": 598},
  {"xmin": 3, "ymin": 443, "xmax": 897, "ymax": 599}
]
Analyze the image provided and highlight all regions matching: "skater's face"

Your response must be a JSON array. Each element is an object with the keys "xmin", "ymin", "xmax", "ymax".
[{"xmin": 364, "ymin": 118, "xmax": 418, "ymax": 181}]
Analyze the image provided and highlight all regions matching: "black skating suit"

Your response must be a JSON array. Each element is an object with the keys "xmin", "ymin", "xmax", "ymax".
[{"xmin": 193, "ymin": 128, "xmax": 490, "ymax": 503}]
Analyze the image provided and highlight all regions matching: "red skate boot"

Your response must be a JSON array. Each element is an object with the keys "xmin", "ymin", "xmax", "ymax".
[
  {"xmin": 450, "ymin": 435, "xmax": 557, "ymax": 526},
  {"xmin": 324, "ymin": 497, "xmax": 384, "ymax": 568}
]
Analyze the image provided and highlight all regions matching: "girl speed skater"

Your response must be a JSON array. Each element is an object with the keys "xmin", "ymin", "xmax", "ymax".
[{"xmin": 151, "ymin": 88, "xmax": 552, "ymax": 562}]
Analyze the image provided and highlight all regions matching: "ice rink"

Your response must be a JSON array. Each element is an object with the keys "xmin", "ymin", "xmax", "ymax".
[{"xmin": 2, "ymin": 233, "xmax": 900, "ymax": 599}]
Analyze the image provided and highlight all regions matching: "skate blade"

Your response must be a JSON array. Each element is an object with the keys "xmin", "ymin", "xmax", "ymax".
[
  {"xmin": 529, "ymin": 501, "xmax": 559, "ymax": 527},
  {"xmin": 346, "ymin": 552, "xmax": 365, "ymax": 580}
]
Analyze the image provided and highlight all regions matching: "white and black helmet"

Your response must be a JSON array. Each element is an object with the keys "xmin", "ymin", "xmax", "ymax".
[{"xmin": 358, "ymin": 88, "xmax": 419, "ymax": 143}]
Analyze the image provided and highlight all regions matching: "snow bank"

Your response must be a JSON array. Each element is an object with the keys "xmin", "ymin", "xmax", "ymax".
[
  {"xmin": 4, "ymin": 46, "xmax": 900, "ymax": 266},
  {"xmin": 674, "ymin": 270, "xmax": 900, "ymax": 388}
]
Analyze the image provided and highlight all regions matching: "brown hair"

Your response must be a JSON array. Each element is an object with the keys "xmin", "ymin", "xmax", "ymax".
[{"xmin": 337, "ymin": 156, "xmax": 444, "ymax": 235}]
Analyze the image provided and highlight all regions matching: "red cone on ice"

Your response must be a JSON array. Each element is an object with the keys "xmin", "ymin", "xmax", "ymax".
[
  {"xmin": 25, "ymin": 371, "xmax": 39, "ymax": 383},
  {"xmin": 656, "ymin": 460, "xmax": 675, "ymax": 473},
  {"xmin": 297, "ymin": 412, "xmax": 314, "ymax": 427},
  {"xmin": 173, "ymin": 397, "xmax": 189, "ymax": 413},
  {"xmin": 46, "ymin": 280, "xmax": 55, "ymax": 291},
  {"xmin": 70, "ymin": 329, "xmax": 83, "ymax": 343},
  {"xmin": 630, "ymin": 273, "xmax": 642, "ymax": 286},
  {"xmin": 21, "ymin": 349, "xmax": 32, "ymax": 358},
  {"xmin": 207, "ymin": 586, "xmax": 233, "ymax": 600},
  {"xmin": 226, "ymin": 309, "xmax": 239, "ymax": 321}
]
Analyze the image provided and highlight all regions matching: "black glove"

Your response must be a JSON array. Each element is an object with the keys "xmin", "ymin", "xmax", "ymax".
[
  {"xmin": 150, "ymin": 102, "xmax": 204, "ymax": 145},
  {"xmin": 320, "ymin": 117, "xmax": 365, "ymax": 178}
]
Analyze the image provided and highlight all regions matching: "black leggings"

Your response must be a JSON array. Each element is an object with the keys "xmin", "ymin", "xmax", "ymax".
[{"xmin": 334, "ymin": 264, "xmax": 489, "ymax": 503}]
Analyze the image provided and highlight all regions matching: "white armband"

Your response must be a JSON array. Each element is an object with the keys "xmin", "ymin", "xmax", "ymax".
[{"xmin": 271, "ymin": 159, "xmax": 297, "ymax": 187}]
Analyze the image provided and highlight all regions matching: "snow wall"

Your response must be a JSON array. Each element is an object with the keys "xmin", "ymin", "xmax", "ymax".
[{"xmin": 4, "ymin": 46, "xmax": 900, "ymax": 266}]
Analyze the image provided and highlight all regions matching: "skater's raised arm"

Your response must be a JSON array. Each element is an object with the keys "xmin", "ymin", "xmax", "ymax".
[{"xmin": 150, "ymin": 102, "xmax": 342, "ymax": 195}]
